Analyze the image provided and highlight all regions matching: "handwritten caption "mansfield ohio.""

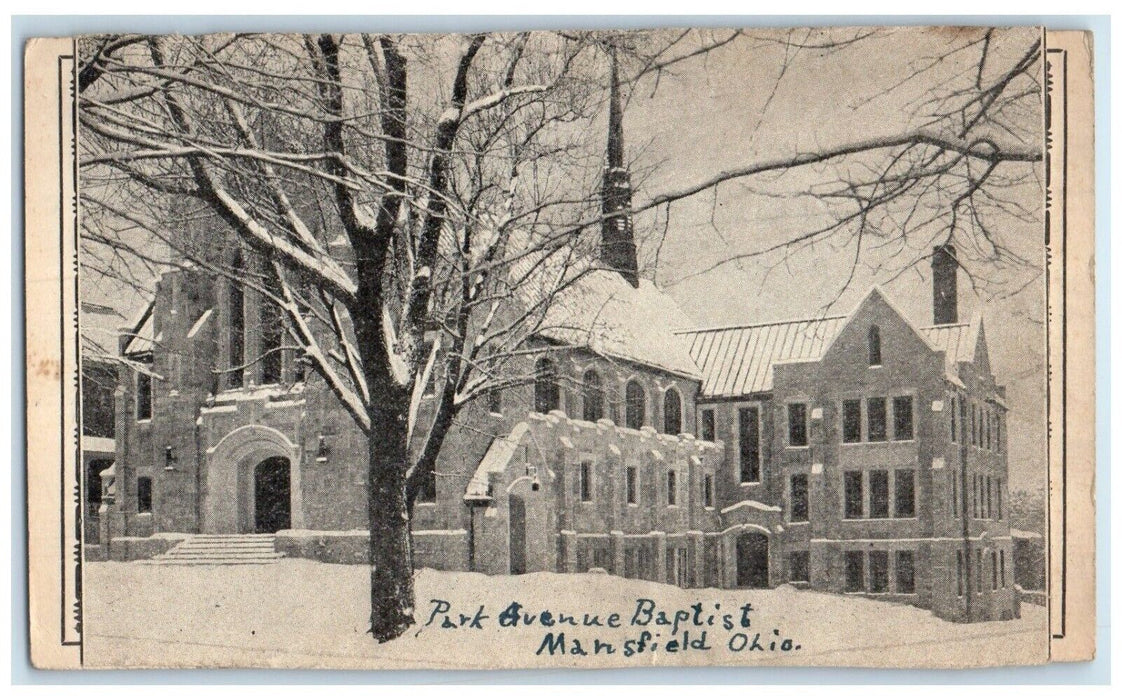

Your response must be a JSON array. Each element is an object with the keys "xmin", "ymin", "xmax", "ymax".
[{"xmin": 420, "ymin": 598, "xmax": 802, "ymax": 657}]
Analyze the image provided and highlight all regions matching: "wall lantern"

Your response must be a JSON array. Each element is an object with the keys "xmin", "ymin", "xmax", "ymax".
[
  {"xmin": 316, "ymin": 434, "xmax": 330, "ymax": 462},
  {"xmin": 164, "ymin": 445, "xmax": 177, "ymax": 470}
]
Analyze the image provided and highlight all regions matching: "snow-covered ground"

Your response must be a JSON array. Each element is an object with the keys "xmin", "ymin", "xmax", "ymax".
[{"xmin": 83, "ymin": 560, "xmax": 1048, "ymax": 670}]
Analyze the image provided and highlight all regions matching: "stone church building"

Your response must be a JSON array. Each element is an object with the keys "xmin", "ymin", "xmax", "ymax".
[{"xmin": 91, "ymin": 71, "xmax": 1019, "ymax": 624}]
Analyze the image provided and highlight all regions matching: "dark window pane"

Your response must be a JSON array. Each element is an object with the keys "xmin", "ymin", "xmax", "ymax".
[
  {"xmin": 788, "ymin": 551, "xmax": 810, "ymax": 583},
  {"xmin": 738, "ymin": 406, "xmax": 760, "ymax": 482},
  {"xmin": 844, "ymin": 471, "xmax": 863, "ymax": 519},
  {"xmin": 228, "ymin": 279, "xmax": 244, "ymax": 390},
  {"xmin": 896, "ymin": 551, "xmax": 916, "ymax": 593},
  {"xmin": 703, "ymin": 474, "xmax": 713, "ymax": 508},
  {"xmin": 869, "ymin": 470, "xmax": 889, "ymax": 518},
  {"xmin": 869, "ymin": 551, "xmax": 889, "ymax": 593},
  {"xmin": 991, "ymin": 551, "xmax": 999, "ymax": 590},
  {"xmin": 137, "ymin": 477, "xmax": 152, "ymax": 513},
  {"xmin": 582, "ymin": 370, "xmax": 603, "ymax": 422},
  {"xmin": 135, "ymin": 371, "xmax": 153, "ymax": 421},
  {"xmin": 667, "ymin": 470, "xmax": 677, "ymax": 506},
  {"xmin": 845, "ymin": 551, "xmax": 864, "ymax": 592},
  {"xmin": 535, "ymin": 358, "xmax": 559, "ymax": 413},
  {"xmin": 842, "ymin": 399, "xmax": 862, "ymax": 443},
  {"xmin": 893, "ymin": 395, "xmax": 913, "ymax": 440},
  {"xmin": 788, "ymin": 403, "xmax": 808, "ymax": 446},
  {"xmin": 625, "ymin": 381, "xmax": 645, "ymax": 429},
  {"xmin": 868, "ymin": 325, "xmax": 882, "ymax": 365},
  {"xmin": 626, "ymin": 466, "xmax": 638, "ymax": 505},
  {"xmin": 867, "ymin": 398, "xmax": 887, "ymax": 441},
  {"xmin": 663, "ymin": 388, "xmax": 682, "ymax": 435},
  {"xmin": 895, "ymin": 469, "xmax": 916, "ymax": 517},
  {"xmin": 950, "ymin": 397, "xmax": 957, "ymax": 442},
  {"xmin": 790, "ymin": 474, "xmax": 809, "ymax": 521},
  {"xmin": 260, "ymin": 298, "xmax": 283, "ymax": 385},
  {"xmin": 580, "ymin": 461, "xmax": 592, "ymax": 502},
  {"xmin": 701, "ymin": 409, "xmax": 715, "ymax": 442}
]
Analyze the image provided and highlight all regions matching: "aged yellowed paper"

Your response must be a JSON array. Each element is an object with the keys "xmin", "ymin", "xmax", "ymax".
[{"xmin": 24, "ymin": 26, "xmax": 1094, "ymax": 669}]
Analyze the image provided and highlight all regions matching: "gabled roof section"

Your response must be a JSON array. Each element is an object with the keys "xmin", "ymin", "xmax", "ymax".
[
  {"xmin": 121, "ymin": 302, "xmax": 156, "ymax": 357},
  {"xmin": 535, "ymin": 270, "xmax": 702, "ymax": 379},
  {"xmin": 919, "ymin": 316, "xmax": 987, "ymax": 384},
  {"xmin": 677, "ymin": 316, "xmax": 847, "ymax": 398}
]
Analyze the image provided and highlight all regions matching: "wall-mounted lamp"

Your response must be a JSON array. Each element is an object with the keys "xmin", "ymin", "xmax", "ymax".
[
  {"xmin": 164, "ymin": 445, "xmax": 177, "ymax": 470},
  {"xmin": 316, "ymin": 434, "xmax": 330, "ymax": 462}
]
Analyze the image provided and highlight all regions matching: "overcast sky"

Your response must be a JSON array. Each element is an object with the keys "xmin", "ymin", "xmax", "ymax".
[{"xmin": 620, "ymin": 26, "xmax": 1045, "ymax": 491}]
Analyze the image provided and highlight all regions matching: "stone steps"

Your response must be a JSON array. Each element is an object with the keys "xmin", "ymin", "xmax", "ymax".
[{"xmin": 146, "ymin": 533, "xmax": 285, "ymax": 566}]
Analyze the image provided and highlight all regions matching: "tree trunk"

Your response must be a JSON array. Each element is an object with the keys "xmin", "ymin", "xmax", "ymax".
[{"xmin": 366, "ymin": 404, "xmax": 416, "ymax": 642}]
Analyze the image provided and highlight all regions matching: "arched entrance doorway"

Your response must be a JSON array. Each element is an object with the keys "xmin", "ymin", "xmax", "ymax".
[
  {"xmin": 203, "ymin": 424, "xmax": 302, "ymax": 534},
  {"xmin": 736, "ymin": 531, "xmax": 769, "ymax": 588},
  {"xmin": 253, "ymin": 456, "xmax": 291, "ymax": 533}
]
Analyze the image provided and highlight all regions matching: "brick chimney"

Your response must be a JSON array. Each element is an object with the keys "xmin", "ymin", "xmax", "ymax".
[
  {"xmin": 932, "ymin": 244, "xmax": 958, "ymax": 325},
  {"xmin": 601, "ymin": 47, "xmax": 639, "ymax": 288}
]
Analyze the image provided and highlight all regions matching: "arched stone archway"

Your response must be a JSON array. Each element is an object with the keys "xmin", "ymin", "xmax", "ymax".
[{"xmin": 203, "ymin": 425, "xmax": 302, "ymax": 534}]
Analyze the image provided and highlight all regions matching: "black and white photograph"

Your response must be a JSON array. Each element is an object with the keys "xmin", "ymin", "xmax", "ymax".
[{"xmin": 20, "ymin": 21, "xmax": 1097, "ymax": 671}]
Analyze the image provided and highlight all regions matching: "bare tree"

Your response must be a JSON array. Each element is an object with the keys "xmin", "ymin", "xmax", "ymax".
[{"xmin": 77, "ymin": 26, "xmax": 1043, "ymax": 642}]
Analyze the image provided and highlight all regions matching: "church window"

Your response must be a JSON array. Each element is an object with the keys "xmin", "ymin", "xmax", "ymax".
[
  {"xmin": 663, "ymin": 387, "xmax": 682, "ymax": 435},
  {"xmin": 534, "ymin": 357, "xmax": 559, "ymax": 414},
  {"xmin": 700, "ymin": 408, "xmax": 715, "ymax": 442},
  {"xmin": 582, "ymin": 369, "xmax": 603, "ymax": 422},
  {"xmin": 737, "ymin": 406, "xmax": 760, "ymax": 483},
  {"xmin": 867, "ymin": 397, "xmax": 887, "ymax": 442},
  {"xmin": 624, "ymin": 380, "xmax": 645, "ymax": 429}
]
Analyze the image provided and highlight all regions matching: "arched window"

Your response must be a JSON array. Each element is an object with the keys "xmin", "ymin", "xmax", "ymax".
[
  {"xmin": 625, "ymin": 380, "xmax": 646, "ymax": 430},
  {"xmin": 534, "ymin": 357, "xmax": 559, "ymax": 414},
  {"xmin": 663, "ymin": 387, "xmax": 682, "ymax": 435},
  {"xmin": 582, "ymin": 369, "xmax": 604, "ymax": 422},
  {"xmin": 868, "ymin": 325, "xmax": 882, "ymax": 366}
]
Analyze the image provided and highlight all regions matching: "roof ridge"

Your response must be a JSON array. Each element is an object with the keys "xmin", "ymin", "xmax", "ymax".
[{"xmin": 675, "ymin": 315, "xmax": 847, "ymax": 335}]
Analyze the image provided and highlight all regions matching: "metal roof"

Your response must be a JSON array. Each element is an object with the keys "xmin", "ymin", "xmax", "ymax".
[{"xmin": 677, "ymin": 316, "xmax": 847, "ymax": 398}]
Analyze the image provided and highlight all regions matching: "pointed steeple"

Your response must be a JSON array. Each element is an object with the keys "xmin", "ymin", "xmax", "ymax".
[{"xmin": 601, "ymin": 46, "xmax": 639, "ymax": 287}]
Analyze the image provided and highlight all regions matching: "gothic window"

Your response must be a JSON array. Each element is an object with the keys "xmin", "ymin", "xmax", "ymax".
[
  {"xmin": 227, "ymin": 252, "xmax": 245, "ymax": 390},
  {"xmin": 624, "ymin": 380, "xmax": 645, "ymax": 429},
  {"xmin": 582, "ymin": 369, "xmax": 603, "ymax": 422},
  {"xmin": 626, "ymin": 466, "xmax": 638, "ymax": 505},
  {"xmin": 580, "ymin": 461, "xmax": 593, "ymax": 502},
  {"xmin": 666, "ymin": 469, "xmax": 677, "ymax": 506},
  {"xmin": 868, "ymin": 325, "xmax": 882, "ymax": 366},
  {"xmin": 703, "ymin": 474, "xmax": 714, "ymax": 508},
  {"xmin": 260, "ymin": 296, "xmax": 283, "ymax": 385},
  {"xmin": 534, "ymin": 357, "xmax": 559, "ymax": 414},
  {"xmin": 663, "ymin": 387, "xmax": 682, "ymax": 435}
]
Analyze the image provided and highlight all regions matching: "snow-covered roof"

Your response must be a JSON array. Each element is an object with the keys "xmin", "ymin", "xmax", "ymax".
[
  {"xmin": 121, "ymin": 304, "xmax": 156, "ymax": 357},
  {"xmin": 678, "ymin": 316, "xmax": 846, "ymax": 398},
  {"xmin": 534, "ymin": 270, "xmax": 702, "ymax": 380},
  {"xmin": 464, "ymin": 422, "xmax": 530, "ymax": 500},
  {"xmin": 919, "ymin": 318, "xmax": 983, "ymax": 385}
]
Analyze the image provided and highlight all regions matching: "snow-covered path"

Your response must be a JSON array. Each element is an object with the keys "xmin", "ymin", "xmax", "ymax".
[{"xmin": 83, "ymin": 560, "xmax": 1048, "ymax": 669}]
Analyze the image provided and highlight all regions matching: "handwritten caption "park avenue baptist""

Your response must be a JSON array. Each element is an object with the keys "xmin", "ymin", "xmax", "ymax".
[{"xmin": 420, "ymin": 598, "xmax": 803, "ymax": 657}]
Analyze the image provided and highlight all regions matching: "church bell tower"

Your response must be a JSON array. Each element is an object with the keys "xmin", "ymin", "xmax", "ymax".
[{"xmin": 601, "ymin": 47, "xmax": 640, "ymax": 288}]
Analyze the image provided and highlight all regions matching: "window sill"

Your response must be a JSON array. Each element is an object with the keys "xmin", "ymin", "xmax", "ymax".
[
  {"xmin": 787, "ymin": 519, "xmax": 810, "ymax": 525},
  {"xmin": 738, "ymin": 481, "xmax": 762, "ymax": 487},
  {"xmin": 136, "ymin": 418, "xmax": 152, "ymax": 425},
  {"xmin": 786, "ymin": 445, "xmax": 810, "ymax": 450}
]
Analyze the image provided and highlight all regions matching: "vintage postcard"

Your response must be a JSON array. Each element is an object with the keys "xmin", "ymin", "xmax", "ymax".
[{"xmin": 24, "ymin": 25, "xmax": 1095, "ymax": 670}]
